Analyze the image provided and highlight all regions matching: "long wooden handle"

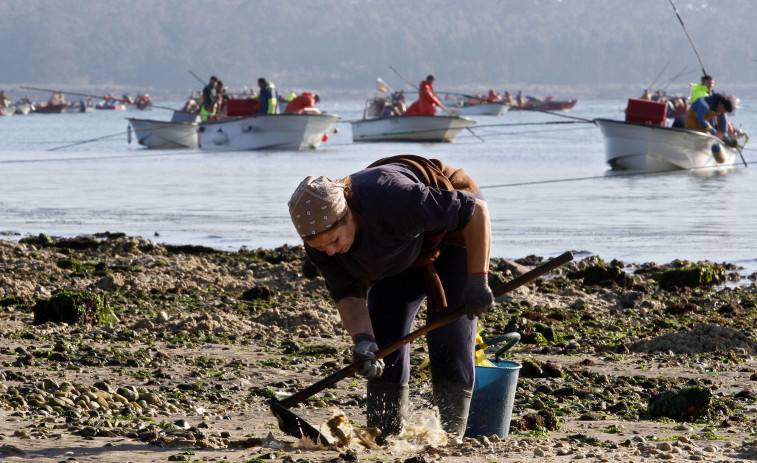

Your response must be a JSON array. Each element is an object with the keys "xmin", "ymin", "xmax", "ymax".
[{"xmin": 279, "ymin": 251, "xmax": 573, "ymax": 408}]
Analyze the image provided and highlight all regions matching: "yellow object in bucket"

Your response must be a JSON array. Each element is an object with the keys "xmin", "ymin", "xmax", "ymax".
[
  {"xmin": 419, "ymin": 329, "xmax": 499, "ymax": 378},
  {"xmin": 475, "ymin": 333, "xmax": 497, "ymax": 367}
]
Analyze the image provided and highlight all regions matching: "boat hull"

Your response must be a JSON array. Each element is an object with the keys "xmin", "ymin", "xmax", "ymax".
[
  {"xmin": 351, "ymin": 115, "xmax": 475, "ymax": 142},
  {"xmin": 198, "ymin": 113, "xmax": 340, "ymax": 151},
  {"xmin": 457, "ymin": 103, "xmax": 509, "ymax": 116},
  {"xmin": 33, "ymin": 103, "xmax": 70, "ymax": 114},
  {"xmin": 595, "ymin": 118, "xmax": 737, "ymax": 171},
  {"xmin": 14, "ymin": 103, "xmax": 32, "ymax": 115},
  {"xmin": 128, "ymin": 117, "xmax": 200, "ymax": 149},
  {"xmin": 514, "ymin": 99, "xmax": 577, "ymax": 111}
]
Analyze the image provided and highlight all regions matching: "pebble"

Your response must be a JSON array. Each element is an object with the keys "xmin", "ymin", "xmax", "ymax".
[{"xmin": 657, "ymin": 442, "xmax": 673, "ymax": 451}]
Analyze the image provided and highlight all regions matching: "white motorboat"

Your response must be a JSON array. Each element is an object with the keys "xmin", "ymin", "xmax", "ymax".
[
  {"xmin": 351, "ymin": 98, "xmax": 474, "ymax": 142},
  {"xmin": 595, "ymin": 118, "xmax": 745, "ymax": 171},
  {"xmin": 198, "ymin": 113, "xmax": 341, "ymax": 151},
  {"xmin": 14, "ymin": 102, "xmax": 32, "ymax": 115},
  {"xmin": 351, "ymin": 115, "xmax": 474, "ymax": 142},
  {"xmin": 0, "ymin": 106, "xmax": 14, "ymax": 117},
  {"xmin": 454, "ymin": 102, "xmax": 509, "ymax": 116},
  {"xmin": 127, "ymin": 111, "xmax": 200, "ymax": 149}
]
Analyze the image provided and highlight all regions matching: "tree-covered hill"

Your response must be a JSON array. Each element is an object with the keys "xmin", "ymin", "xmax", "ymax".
[{"xmin": 1, "ymin": 0, "xmax": 755, "ymax": 99}]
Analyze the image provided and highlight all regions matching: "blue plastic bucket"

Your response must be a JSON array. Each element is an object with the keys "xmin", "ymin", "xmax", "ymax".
[{"xmin": 464, "ymin": 360, "xmax": 521, "ymax": 438}]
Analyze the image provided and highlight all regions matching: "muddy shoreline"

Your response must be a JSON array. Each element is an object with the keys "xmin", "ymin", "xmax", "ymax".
[{"xmin": 1, "ymin": 233, "xmax": 757, "ymax": 463}]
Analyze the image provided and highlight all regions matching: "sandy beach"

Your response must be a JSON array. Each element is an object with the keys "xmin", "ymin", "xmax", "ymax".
[{"xmin": 1, "ymin": 233, "xmax": 757, "ymax": 463}]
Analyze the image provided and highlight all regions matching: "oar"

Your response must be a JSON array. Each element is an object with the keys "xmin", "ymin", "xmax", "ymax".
[
  {"xmin": 388, "ymin": 66, "xmax": 485, "ymax": 142},
  {"xmin": 19, "ymin": 86, "xmax": 179, "ymax": 112},
  {"xmin": 269, "ymin": 251, "xmax": 574, "ymax": 445}
]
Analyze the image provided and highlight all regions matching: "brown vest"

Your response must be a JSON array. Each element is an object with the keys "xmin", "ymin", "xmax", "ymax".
[{"xmin": 368, "ymin": 155, "xmax": 480, "ymax": 311}]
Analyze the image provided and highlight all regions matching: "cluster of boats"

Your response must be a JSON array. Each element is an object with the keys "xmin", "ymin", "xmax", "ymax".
[
  {"xmin": 4, "ymin": 83, "xmax": 747, "ymax": 174},
  {"xmin": 0, "ymin": 92, "xmax": 153, "ymax": 116},
  {"xmin": 127, "ymin": 90, "xmax": 749, "ymax": 174},
  {"xmin": 127, "ymin": 89, "xmax": 579, "ymax": 151}
]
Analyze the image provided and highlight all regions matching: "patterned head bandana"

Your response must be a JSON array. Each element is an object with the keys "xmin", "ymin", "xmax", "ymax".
[{"xmin": 288, "ymin": 176, "xmax": 348, "ymax": 238}]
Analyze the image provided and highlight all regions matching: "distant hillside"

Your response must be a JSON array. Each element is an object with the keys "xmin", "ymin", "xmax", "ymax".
[{"xmin": 1, "ymin": 0, "xmax": 756, "ymax": 99}]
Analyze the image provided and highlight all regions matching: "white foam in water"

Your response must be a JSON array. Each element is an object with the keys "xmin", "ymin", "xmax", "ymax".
[{"xmin": 389, "ymin": 407, "xmax": 449, "ymax": 453}]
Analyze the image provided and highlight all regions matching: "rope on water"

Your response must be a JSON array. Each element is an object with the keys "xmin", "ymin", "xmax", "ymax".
[{"xmin": 480, "ymin": 160, "xmax": 755, "ymax": 189}]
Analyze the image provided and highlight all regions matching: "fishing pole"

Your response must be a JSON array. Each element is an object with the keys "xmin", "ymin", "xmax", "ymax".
[
  {"xmin": 659, "ymin": 66, "xmax": 693, "ymax": 93},
  {"xmin": 648, "ymin": 59, "xmax": 672, "ymax": 90},
  {"xmin": 388, "ymin": 65, "xmax": 486, "ymax": 142},
  {"xmin": 668, "ymin": 0, "xmax": 707, "ymax": 76},
  {"xmin": 188, "ymin": 70, "xmax": 206, "ymax": 85},
  {"xmin": 19, "ymin": 86, "xmax": 179, "ymax": 112}
]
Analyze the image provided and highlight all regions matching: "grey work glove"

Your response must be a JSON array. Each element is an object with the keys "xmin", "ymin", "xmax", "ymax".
[
  {"xmin": 352, "ymin": 333, "xmax": 385, "ymax": 379},
  {"xmin": 464, "ymin": 273, "xmax": 495, "ymax": 320}
]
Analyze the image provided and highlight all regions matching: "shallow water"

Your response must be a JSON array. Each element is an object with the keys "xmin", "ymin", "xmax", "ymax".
[{"xmin": 1, "ymin": 99, "xmax": 756, "ymax": 273}]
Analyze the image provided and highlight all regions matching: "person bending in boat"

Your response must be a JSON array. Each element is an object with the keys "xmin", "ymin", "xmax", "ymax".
[
  {"xmin": 684, "ymin": 92, "xmax": 733, "ymax": 139},
  {"xmin": 284, "ymin": 92, "xmax": 321, "ymax": 114},
  {"xmin": 405, "ymin": 75, "xmax": 442, "ymax": 115},
  {"xmin": 287, "ymin": 155, "xmax": 494, "ymax": 441}
]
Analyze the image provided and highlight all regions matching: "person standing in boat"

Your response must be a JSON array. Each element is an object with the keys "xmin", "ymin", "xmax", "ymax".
[
  {"xmin": 487, "ymin": 89, "xmax": 502, "ymax": 103},
  {"xmin": 200, "ymin": 76, "xmax": 218, "ymax": 121},
  {"xmin": 690, "ymin": 74, "xmax": 714, "ymax": 104},
  {"xmin": 258, "ymin": 78, "xmax": 278, "ymax": 114},
  {"xmin": 287, "ymin": 155, "xmax": 495, "ymax": 442},
  {"xmin": 0, "ymin": 90, "xmax": 10, "ymax": 107},
  {"xmin": 405, "ymin": 75, "xmax": 442, "ymax": 116}
]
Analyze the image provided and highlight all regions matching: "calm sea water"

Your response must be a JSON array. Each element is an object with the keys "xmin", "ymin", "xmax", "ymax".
[{"xmin": 1, "ymin": 99, "xmax": 756, "ymax": 274}]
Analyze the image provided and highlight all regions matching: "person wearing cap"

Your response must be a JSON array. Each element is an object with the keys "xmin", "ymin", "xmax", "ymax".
[
  {"xmin": 288, "ymin": 155, "xmax": 494, "ymax": 440},
  {"xmin": 405, "ymin": 75, "xmax": 442, "ymax": 116}
]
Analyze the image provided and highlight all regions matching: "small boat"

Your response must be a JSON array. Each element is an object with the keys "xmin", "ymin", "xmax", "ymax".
[
  {"xmin": 595, "ymin": 99, "xmax": 747, "ymax": 171},
  {"xmin": 14, "ymin": 99, "xmax": 33, "ymax": 115},
  {"xmin": 441, "ymin": 93, "xmax": 510, "ymax": 116},
  {"xmin": 96, "ymin": 100, "xmax": 126, "ymax": 110},
  {"xmin": 351, "ymin": 98, "xmax": 475, "ymax": 142},
  {"xmin": 33, "ymin": 102, "xmax": 71, "ymax": 114},
  {"xmin": 448, "ymin": 100, "xmax": 509, "ymax": 116},
  {"xmin": 513, "ymin": 96, "xmax": 577, "ymax": 112},
  {"xmin": 198, "ymin": 98, "xmax": 340, "ymax": 151},
  {"xmin": 0, "ymin": 106, "xmax": 15, "ymax": 117},
  {"xmin": 135, "ymin": 93, "xmax": 153, "ymax": 110},
  {"xmin": 127, "ymin": 111, "xmax": 201, "ymax": 149},
  {"xmin": 69, "ymin": 99, "xmax": 94, "ymax": 113}
]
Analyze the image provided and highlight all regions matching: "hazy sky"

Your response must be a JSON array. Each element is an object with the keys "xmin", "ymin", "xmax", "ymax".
[{"xmin": 2, "ymin": 0, "xmax": 756, "ymax": 99}]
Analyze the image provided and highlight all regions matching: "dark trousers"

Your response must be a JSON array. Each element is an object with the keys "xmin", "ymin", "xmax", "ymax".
[{"xmin": 367, "ymin": 245, "xmax": 477, "ymax": 387}]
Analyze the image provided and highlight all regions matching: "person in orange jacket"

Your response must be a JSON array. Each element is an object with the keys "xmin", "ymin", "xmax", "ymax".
[
  {"xmin": 284, "ymin": 92, "xmax": 321, "ymax": 114},
  {"xmin": 405, "ymin": 75, "xmax": 442, "ymax": 116}
]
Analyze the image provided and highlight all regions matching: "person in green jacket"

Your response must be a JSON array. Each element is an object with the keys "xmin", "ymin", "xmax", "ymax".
[{"xmin": 690, "ymin": 75, "xmax": 714, "ymax": 104}]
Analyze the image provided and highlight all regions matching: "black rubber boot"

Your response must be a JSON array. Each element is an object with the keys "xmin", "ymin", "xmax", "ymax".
[
  {"xmin": 366, "ymin": 379, "xmax": 409, "ymax": 436},
  {"xmin": 432, "ymin": 380, "xmax": 474, "ymax": 438}
]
